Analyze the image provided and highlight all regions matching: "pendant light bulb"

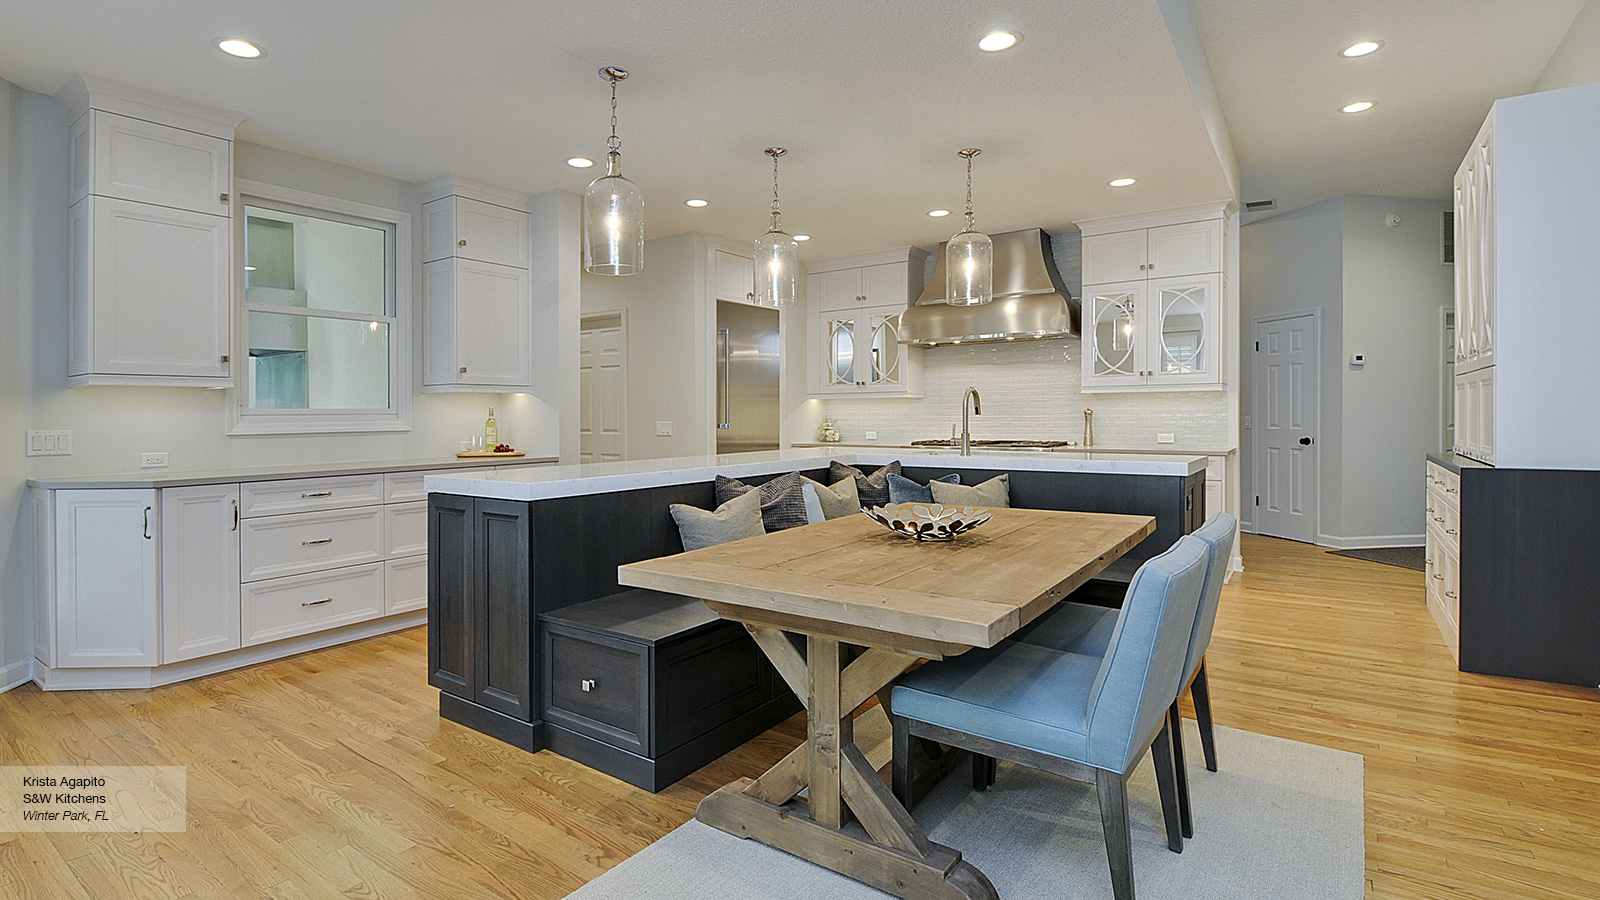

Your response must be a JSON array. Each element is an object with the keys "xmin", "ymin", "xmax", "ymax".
[
  {"xmin": 584, "ymin": 67, "xmax": 645, "ymax": 275},
  {"xmin": 752, "ymin": 147, "xmax": 799, "ymax": 307},
  {"xmin": 946, "ymin": 148, "xmax": 993, "ymax": 306}
]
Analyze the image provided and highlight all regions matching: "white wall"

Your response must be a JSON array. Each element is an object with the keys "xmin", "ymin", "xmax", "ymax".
[
  {"xmin": 0, "ymin": 82, "xmax": 31, "ymax": 689},
  {"xmin": 1535, "ymin": 0, "xmax": 1600, "ymax": 92}
]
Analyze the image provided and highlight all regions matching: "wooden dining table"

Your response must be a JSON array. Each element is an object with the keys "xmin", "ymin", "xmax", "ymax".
[{"xmin": 618, "ymin": 507, "xmax": 1156, "ymax": 900}]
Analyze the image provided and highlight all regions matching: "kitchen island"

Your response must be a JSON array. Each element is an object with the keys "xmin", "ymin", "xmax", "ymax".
[{"xmin": 423, "ymin": 449, "xmax": 1207, "ymax": 789}]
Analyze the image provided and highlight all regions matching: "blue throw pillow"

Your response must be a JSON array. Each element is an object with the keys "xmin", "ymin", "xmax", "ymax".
[{"xmin": 886, "ymin": 472, "xmax": 960, "ymax": 505}]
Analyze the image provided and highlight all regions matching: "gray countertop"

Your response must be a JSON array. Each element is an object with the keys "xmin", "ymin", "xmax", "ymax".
[
  {"xmin": 1426, "ymin": 451, "xmax": 1490, "ymax": 474},
  {"xmin": 28, "ymin": 454, "xmax": 559, "ymax": 490}
]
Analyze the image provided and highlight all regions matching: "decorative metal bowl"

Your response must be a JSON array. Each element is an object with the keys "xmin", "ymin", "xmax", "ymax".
[{"xmin": 864, "ymin": 503, "xmax": 992, "ymax": 542}]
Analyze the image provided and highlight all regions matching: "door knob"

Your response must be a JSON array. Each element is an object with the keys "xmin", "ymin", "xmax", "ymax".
[{"xmin": 1298, "ymin": 437, "xmax": 1313, "ymax": 446}]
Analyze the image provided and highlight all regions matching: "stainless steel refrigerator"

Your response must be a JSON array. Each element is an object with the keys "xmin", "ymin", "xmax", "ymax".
[{"xmin": 716, "ymin": 300, "xmax": 780, "ymax": 453}]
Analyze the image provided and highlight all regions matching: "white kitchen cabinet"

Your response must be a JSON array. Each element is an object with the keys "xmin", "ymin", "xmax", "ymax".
[
  {"xmin": 419, "ymin": 177, "xmax": 535, "ymax": 393},
  {"xmin": 58, "ymin": 75, "xmax": 243, "ymax": 388},
  {"xmin": 43, "ymin": 490, "xmax": 160, "ymax": 668},
  {"xmin": 808, "ymin": 249, "xmax": 927, "ymax": 398},
  {"xmin": 1455, "ymin": 112, "xmax": 1496, "ymax": 376},
  {"xmin": 1082, "ymin": 274, "xmax": 1222, "ymax": 390},
  {"xmin": 160, "ymin": 485, "xmax": 242, "ymax": 664},
  {"xmin": 714, "ymin": 249, "xmax": 755, "ymax": 303},
  {"xmin": 1081, "ymin": 219, "xmax": 1222, "ymax": 285}
]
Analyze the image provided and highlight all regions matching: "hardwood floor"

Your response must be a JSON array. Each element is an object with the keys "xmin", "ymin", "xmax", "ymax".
[{"xmin": 2, "ymin": 533, "xmax": 1596, "ymax": 899}]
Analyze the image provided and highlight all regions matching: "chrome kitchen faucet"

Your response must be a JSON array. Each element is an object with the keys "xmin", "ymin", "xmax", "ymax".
[{"xmin": 961, "ymin": 387, "xmax": 982, "ymax": 456}]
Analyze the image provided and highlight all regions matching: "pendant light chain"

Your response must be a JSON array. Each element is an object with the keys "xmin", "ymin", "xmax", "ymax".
[
  {"xmin": 960, "ymin": 147, "xmax": 981, "ymax": 230},
  {"xmin": 765, "ymin": 147, "xmax": 788, "ymax": 231},
  {"xmin": 607, "ymin": 75, "xmax": 621, "ymax": 153}
]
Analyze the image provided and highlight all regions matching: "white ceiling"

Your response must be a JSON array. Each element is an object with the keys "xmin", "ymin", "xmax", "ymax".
[
  {"xmin": 0, "ymin": 1, "xmax": 1586, "ymax": 257},
  {"xmin": 1190, "ymin": 0, "xmax": 1585, "ymax": 219}
]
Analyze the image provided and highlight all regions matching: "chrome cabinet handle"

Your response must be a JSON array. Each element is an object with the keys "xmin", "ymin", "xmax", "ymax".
[
  {"xmin": 581, "ymin": 679, "xmax": 596, "ymax": 692},
  {"xmin": 232, "ymin": 499, "xmax": 239, "ymax": 532},
  {"xmin": 1433, "ymin": 515, "xmax": 1444, "ymax": 523},
  {"xmin": 143, "ymin": 506, "xmax": 152, "ymax": 540},
  {"xmin": 458, "ymin": 239, "xmax": 467, "ymax": 247},
  {"xmin": 302, "ymin": 491, "xmax": 333, "ymax": 499},
  {"xmin": 1433, "ymin": 573, "xmax": 1444, "ymax": 580},
  {"xmin": 717, "ymin": 328, "xmax": 731, "ymax": 430},
  {"xmin": 302, "ymin": 538, "xmax": 333, "ymax": 546},
  {"xmin": 220, "ymin": 192, "xmax": 230, "ymax": 203},
  {"xmin": 1445, "ymin": 487, "xmax": 1457, "ymax": 493},
  {"xmin": 1446, "ymin": 591, "xmax": 1456, "ymax": 599},
  {"xmin": 1446, "ymin": 528, "xmax": 1457, "ymax": 535},
  {"xmin": 301, "ymin": 598, "xmax": 333, "ymax": 607}
]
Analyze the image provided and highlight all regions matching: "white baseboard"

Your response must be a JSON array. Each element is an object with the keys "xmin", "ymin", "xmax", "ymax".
[
  {"xmin": 1316, "ymin": 532, "xmax": 1426, "ymax": 550},
  {"xmin": 0, "ymin": 658, "xmax": 32, "ymax": 694}
]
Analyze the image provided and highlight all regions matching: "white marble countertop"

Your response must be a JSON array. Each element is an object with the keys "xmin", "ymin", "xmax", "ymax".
[
  {"xmin": 790, "ymin": 442, "xmax": 1238, "ymax": 457},
  {"xmin": 28, "ymin": 454, "xmax": 559, "ymax": 490},
  {"xmin": 424, "ymin": 448, "xmax": 1208, "ymax": 502}
]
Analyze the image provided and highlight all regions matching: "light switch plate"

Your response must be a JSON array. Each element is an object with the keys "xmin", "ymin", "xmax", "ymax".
[
  {"xmin": 1157, "ymin": 433, "xmax": 1175, "ymax": 444},
  {"xmin": 865, "ymin": 431, "xmax": 878, "ymax": 440},
  {"xmin": 25, "ymin": 430, "xmax": 71, "ymax": 457},
  {"xmin": 655, "ymin": 421, "xmax": 672, "ymax": 436},
  {"xmin": 140, "ymin": 452, "xmax": 170, "ymax": 468}
]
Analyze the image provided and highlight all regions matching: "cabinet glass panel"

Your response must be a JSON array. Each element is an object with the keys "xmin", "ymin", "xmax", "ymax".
[
  {"xmin": 1092, "ymin": 290, "xmax": 1138, "ymax": 377},
  {"xmin": 870, "ymin": 315, "xmax": 902, "ymax": 385},
  {"xmin": 248, "ymin": 313, "xmax": 390, "ymax": 410},
  {"xmin": 828, "ymin": 317, "xmax": 856, "ymax": 385},
  {"xmin": 245, "ymin": 206, "xmax": 387, "ymax": 315},
  {"xmin": 1157, "ymin": 284, "xmax": 1208, "ymax": 375}
]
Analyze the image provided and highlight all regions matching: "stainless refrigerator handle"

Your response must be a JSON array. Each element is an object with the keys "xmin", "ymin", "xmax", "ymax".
[{"xmin": 717, "ymin": 328, "xmax": 732, "ymax": 430}]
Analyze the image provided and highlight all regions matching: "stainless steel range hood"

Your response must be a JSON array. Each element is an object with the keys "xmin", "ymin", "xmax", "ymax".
[{"xmin": 899, "ymin": 228, "xmax": 1080, "ymax": 346}]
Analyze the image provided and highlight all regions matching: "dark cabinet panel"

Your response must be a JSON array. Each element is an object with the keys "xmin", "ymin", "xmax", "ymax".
[
  {"xmin": 656, "ymin": 624, "xmax": 773, "ymax": 753},
  {"xmin": 427, "ymin": 493, "xmax": 473, "ymax": 696},
  {"xmin": 474, "ymin": 498, "xmax": 532, "ymax": 720},
  {"xmin": 545, "ymin": 626, "xmax": 650, "ymax": 754}
]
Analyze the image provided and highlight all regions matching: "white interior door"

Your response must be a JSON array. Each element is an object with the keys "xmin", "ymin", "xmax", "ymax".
[
  {"xmin": 579, "ymin": 314, "xmax": 627, "ymax": 463},
  {"xmin": 1253, "ymin": 313, "xmax": 1318, "ymax": 544}
]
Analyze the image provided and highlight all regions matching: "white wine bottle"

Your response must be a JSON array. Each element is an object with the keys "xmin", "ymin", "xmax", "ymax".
[{"xmin": 484, "ymin": 407, "xmax": 499, "ymax": 448}]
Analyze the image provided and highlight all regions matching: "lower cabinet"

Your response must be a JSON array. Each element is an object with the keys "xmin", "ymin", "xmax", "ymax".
[
  {"xmin": 35, "ymin": 489, "xmax": 160, "ymax": 668},
  {"xmin": 160, "ymin": 484, "xmax": 242, "ymax": 664}
]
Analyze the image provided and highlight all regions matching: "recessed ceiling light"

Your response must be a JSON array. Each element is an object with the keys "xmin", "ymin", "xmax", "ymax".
[
  {"xmin": 928, "ymin": 208, "xmax": 951, "ymax": 217},
  {"xmin": 1341, "ymin": 41, "xmax": 1383, "ymax": 58},
  {"xmin": 214, "ymin": 38, "xmax": 263, "ymax": 59},
  {"xmin": 1341, "ymin": 101, "xmax": 1375, "ymax": 113},
  {"xmin": 685, "ymin": 198, "xmax": 708, "ymax": 207},
  {"xmin": 1109, "ymin": 177, "xmax": 1137, "ymax": 187},
  {"xmin": 794, "ymin": 234, "xmax": 811, "ymax": 241},
  {"xmin": 979, "ymin": 31, "xmax": 1021, "ymax": 52},
  {"xmin": 567, "ymin": 157, "xmax": 594, "ymax": 168}
]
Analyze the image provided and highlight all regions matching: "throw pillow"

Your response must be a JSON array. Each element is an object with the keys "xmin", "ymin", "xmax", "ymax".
[
  {"xmin": 801, "ymin": 476, "xmax": 862, "ymax": 519},
  {"xmin": 886, "ymin": 471, "xmax": 961, "ymax": 505},
  {"xmin": 715, "ymin": 472, "xmax": 812, "ymax": 532},
  {"xmin": 669, "ymin": 489, "xmax": 764, "ymax": 551},
  {"xmin": 929, "ymin": 473, "xmax": 1011, "ymax": 508},
  {"xmin": 828, "ymin": 459, "xmax": 902, "ymax": 509}
]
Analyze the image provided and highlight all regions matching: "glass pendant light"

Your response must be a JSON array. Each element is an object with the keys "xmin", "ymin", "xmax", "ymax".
[
  {"xmin": 946, "ymin": 148, "xmax": 993, "ymax": 306},
  {"xmin": 752, "ymin": 147, "xmax": 799, "ymax": 307},
  {"xmin": 583, "ymin": 67, "xmax": 644, "ymax": 275}
]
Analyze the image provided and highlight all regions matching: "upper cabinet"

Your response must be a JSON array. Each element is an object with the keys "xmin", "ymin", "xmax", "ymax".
[
  {"xmin": 420, "ymin": 177, "xmax": 535, "ymax": 393},
  {"xmin": 1454, "ymin": 110, "xmax": 1495, "ymax": 377},
  {"xmin": 58, "ymin": 75, "xmax": 246, "ymax": 387},
  {"xmin": 808, "ymin": 249, "xmax": 928, "ymax": 398},
  {"xmin": 1077, "ymin": 205, "xmax": 1230, "ymax": 392},
  {"xmin": 713, "ymin": 249, "xmax": 755, "ymax": 303}
]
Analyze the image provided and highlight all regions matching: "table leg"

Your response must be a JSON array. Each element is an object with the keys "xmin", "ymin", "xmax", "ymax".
[{"xmin": 696, "ymin": 628, "xmax": 998, "ymax": 900}]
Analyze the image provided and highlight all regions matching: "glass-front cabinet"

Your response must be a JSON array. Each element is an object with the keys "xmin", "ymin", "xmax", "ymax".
[
  {"xmin": 807, "ymin": 250, "xmax": 926, "ymax": 398},
  {"xmin": 819, "ymin": 309, "xmax": 914, "ymax": 394},
  {"xmin": 1082, "ymin": 274, "xmax": 1223, "ymax": 390}
]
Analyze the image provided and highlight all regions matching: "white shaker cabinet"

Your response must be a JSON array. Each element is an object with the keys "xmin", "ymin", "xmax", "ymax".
[
  {"xmin": 714, "ymin": 249, "xmax": 755, "ymax": 303},
  {"xmin": 160, "ymin": 485, "xmax": 242, "ymax": 664},
  {"xmin": 809, "ymin": 249, "xmax": 928, "ymax": 398},
  {"xmin": 423, "ymin": 194, "xmax": 530, "ymax": 269},
  {"xmin": 36, "ymin": 490, "xmax": 160, "ymax": 668}
]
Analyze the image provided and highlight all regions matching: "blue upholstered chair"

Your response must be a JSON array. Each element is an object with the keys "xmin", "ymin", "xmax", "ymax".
[{"xmin": 890, "ymin": 536, "xmax": 1211, "ymax": 900}]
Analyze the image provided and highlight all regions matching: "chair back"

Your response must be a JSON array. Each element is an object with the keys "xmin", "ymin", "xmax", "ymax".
[
  {"xmin": 1082, "ymin": 535, "xmax": 1209, "ymax": 771},
  {"xmin": 1181, "ymin": 513, "xmax": 1238, "ymax": 684}
]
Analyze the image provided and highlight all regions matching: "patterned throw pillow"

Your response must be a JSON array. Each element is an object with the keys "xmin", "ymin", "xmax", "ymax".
[
  {"xmin": 886, "ymin": 472, "xmax": 961, "ymax": 505},
  {"xmin": 669, "ymin": 489, "xmax": 764, "ymax": 551},
  {"xmin": 801, "ymin": 476, "xmax": 862, "ymax": 519},
  {"xmin": 828, "ymin": 459, "xmax": 903, "ymax": 509},
  {"xmin": 929, "ymin": 473, "xmax": 1010, "ymax": 508},
  {"xmin": 715, "ymin": 472, "xmax": 812, "ymax": 532}
]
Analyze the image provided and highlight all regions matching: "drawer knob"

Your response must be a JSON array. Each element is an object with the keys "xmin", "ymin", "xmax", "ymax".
[
  {"xmin": 302, "ymin": 538, "xmax": 334, "ymax": 546},
  {"xmin": 302, "ymin": 597, "xmax": 333, "ymax": 607},
  {"xmin": 581, "ymin": 679, "xmax": 596, "ymax": 692},
  {"xmin": 302, "ymin": 491, "xmax": 333, "ymax": 499}
]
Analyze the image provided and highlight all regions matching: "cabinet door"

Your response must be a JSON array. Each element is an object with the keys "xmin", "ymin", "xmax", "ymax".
[
  {"xmin": 472, "ymin": 498, "xmax": 532, "ymax": 720},
  {"xmin": 1147, "ymin": 220, "xmax": 1222, "ymax": 278},
  {"xmin": 455, "ymin": 197, "xmax": 530, "ymax": 268},
  {"xmin": 715, "ymin": 250, "xmax": 754, "ymax": 303},
  {"xmin": 160, "ymin": 485, "xmax": 242, "ymax": 664},
  {"xmin": 1475, "ymin": 128, "xmax": 1495, "ymax": 369},
  {"xmin": 79, "ymin": 197, "xmax": 231, "ymax": 379},
  {"xmin": 820, "ymin": 314, "xmax": 859, "ymax": 391},
  {"xmin": 864, "ymin": 310, "xmax": 906, "ymax": 388},
  {"xmin": 1147, "ymin": 275, "xmax": 1222, "ymax": 386},
  {"xmin": 1476, "ymin": 367, "xmax": 1495, "ymax": 464},
  {"xmin": 1452, "ymin": 172, "xmax": 1471, "ymax": 365},
  {"xmin": 454, "ymin": 260, "xmax": 532, "ymax": 387},
  {"xmin": 1459, "ymin": 154, "xmax": 1481, "ymax": 369},
  {"xmin": 1082, "ymin": 231, "xmax": 1147, "ymax": 285},
  {"xmin": 81, "ymin": 111, "xmax": 232, "ymax": 216},
  {"xmin": 428, "ymin": 494, "xmax": 474, "ymax": 697},
  {"xmin": 1082, "ymin": 282, "xmax": 1146, "ymax": 388},
  {"xmin": 54, "ymin": 490, "xmax": 159, "ymax": 667},
  {"xmin": 817, "ymin": 268, "xmax": 864, "ymax": 311},
  {"xmin": 1453, "ymin": 372, "xmax": 1474, "ymax": 458},
  {"xmin": 862, "ymin": 263, "xmax": 907, "ymax": 307}
]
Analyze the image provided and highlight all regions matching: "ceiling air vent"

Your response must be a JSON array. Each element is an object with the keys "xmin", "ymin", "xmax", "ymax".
[
  {"xmin": 1244, "ymin": 199, "xmax": 1277, "ymax": 213},
  {"xmin": 1441, "ymin": 209, "xmax": 1455, "ymax": 266}
]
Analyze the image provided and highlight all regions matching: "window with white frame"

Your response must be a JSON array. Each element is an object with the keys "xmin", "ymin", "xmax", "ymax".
[{"xmin": 229, "ymin": 181, "xmax": 412, "ymax": 434}]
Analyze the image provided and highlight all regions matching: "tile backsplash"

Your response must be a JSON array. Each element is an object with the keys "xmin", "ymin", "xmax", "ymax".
[{"xmin": 819, "ymin": 339, "xmax": 1234, "ymax": 450}]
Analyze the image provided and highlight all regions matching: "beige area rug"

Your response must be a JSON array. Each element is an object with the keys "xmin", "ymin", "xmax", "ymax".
[{"xmin": 565, "ymin": 719, "xmax": 1365, "ymax": 899}]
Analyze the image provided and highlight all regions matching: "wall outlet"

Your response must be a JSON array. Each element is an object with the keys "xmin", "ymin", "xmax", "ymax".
[
  {"xmin": 140, "ymin": 452, "xmax": 170, "ymax": 469},
  {"xmin": 1157, "ymin": 433, "xmax": 1175, "ymax": 444},
  {"xmin": 864, "ymin": 430, "xmax": 878, "ymax": 440},
  {"xmin": 25, "ymin": 430, "xmax": 71, "ymax": 457},
  {"xmin": 655, "ymin": 421, "xmax": 672, "ymax": 436}
]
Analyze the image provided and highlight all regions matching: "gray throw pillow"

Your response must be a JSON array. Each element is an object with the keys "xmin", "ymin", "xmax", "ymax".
[
  {"xmin": 886, "ymin": 472, "xmax": 961, "ymax": 505},
  {"xmin": 801, "ymin": 476, "xmax": 861, "ymax": 519},
  {"xmin": 829, "ymin": 459, "xmax": 902, "ymax": 509},
  {"xmin": 929, "ymin": 473, "xmax": 1010, "ymax": 508},
  {"xmin": 670, "ymin": 489, "xmax": 764, "ymax": 551},
  {"xmin": 716, "ymin": 472, "xmax": 812, "ymax": 532}
]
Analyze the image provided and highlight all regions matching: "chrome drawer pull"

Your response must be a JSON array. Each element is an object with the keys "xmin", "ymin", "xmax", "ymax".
[
  {"xmin": 302, "ymin": 491, "xmax": 333, "ymax": 499},
  {"xmin": 1446, "ymin": 528, "xmax": 1457, "ymax": 535},
  {"xmin": 302, "ymin": 598, "xmax": 333, "ymax": 607},
  {"xmin": 302, "ymin": 538, "xmax": 334, "ymax": 546},
  {"xmin": 581, "ymin": 679, "xmax": 596, "ymax": 692},
  {"xmin": 1433, "ymin": 516, "xmax": 1444, "ymax": 523},
  {"xmin": 1445, "ymin": 487, "xmax": 1457, "ymax": 493},
  {"xmin": 1445, "ymin": 591, "xmax": 1456, "ymax": 599},
  {"xmin": 1433, "ymin": 573, "xmax": 1444, "ymax": 580}
]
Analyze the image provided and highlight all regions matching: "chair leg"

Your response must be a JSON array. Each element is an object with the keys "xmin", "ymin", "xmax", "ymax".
[
  {"xmin": 1095, "ymin": 769, "xmax": 1136, "ymax": 900},
  {"xmin": 972, "ymin": 753, "xmax": 990, "ymax": 791},
  {"xmin": 1191, "ymin": 659, "xmax": 1219, "ymax": 772},
  {"xmin": 1150, "ymin": 720, "xmax": 1184, "ymax": 853},
  {"xmin": 892, "ymin": 713, "xmax": 914, "ymax": 808},
  {"xmin": 1167, "ymin": 703, "xmax": 1193, "ymax": 839}
]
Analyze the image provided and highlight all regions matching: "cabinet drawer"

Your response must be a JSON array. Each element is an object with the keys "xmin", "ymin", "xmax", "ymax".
[
  {"xmin": 241, "ymin": 563, "xmax": 384, "ymax": 647},
  {"xmin": 241, "ymin": 474, "xmax": 384, "ymax": 517},
  {"xmin": 383, "ymin": 470, "xmax": 444, "ymax": 504},
  {"xmin": 384, "ymin": 555, "xmax": 428, "ymax": 615},
  {"xmin": 241, "ymin": 507, "xmax": 384, "ymax": 582},
  {"xmin": 384, "ymin": 501, "xmax": 428, "ymax": 557},
  {"xmin": 544, "ymin": 625, "xmax": 649, "ymax": 755}
]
